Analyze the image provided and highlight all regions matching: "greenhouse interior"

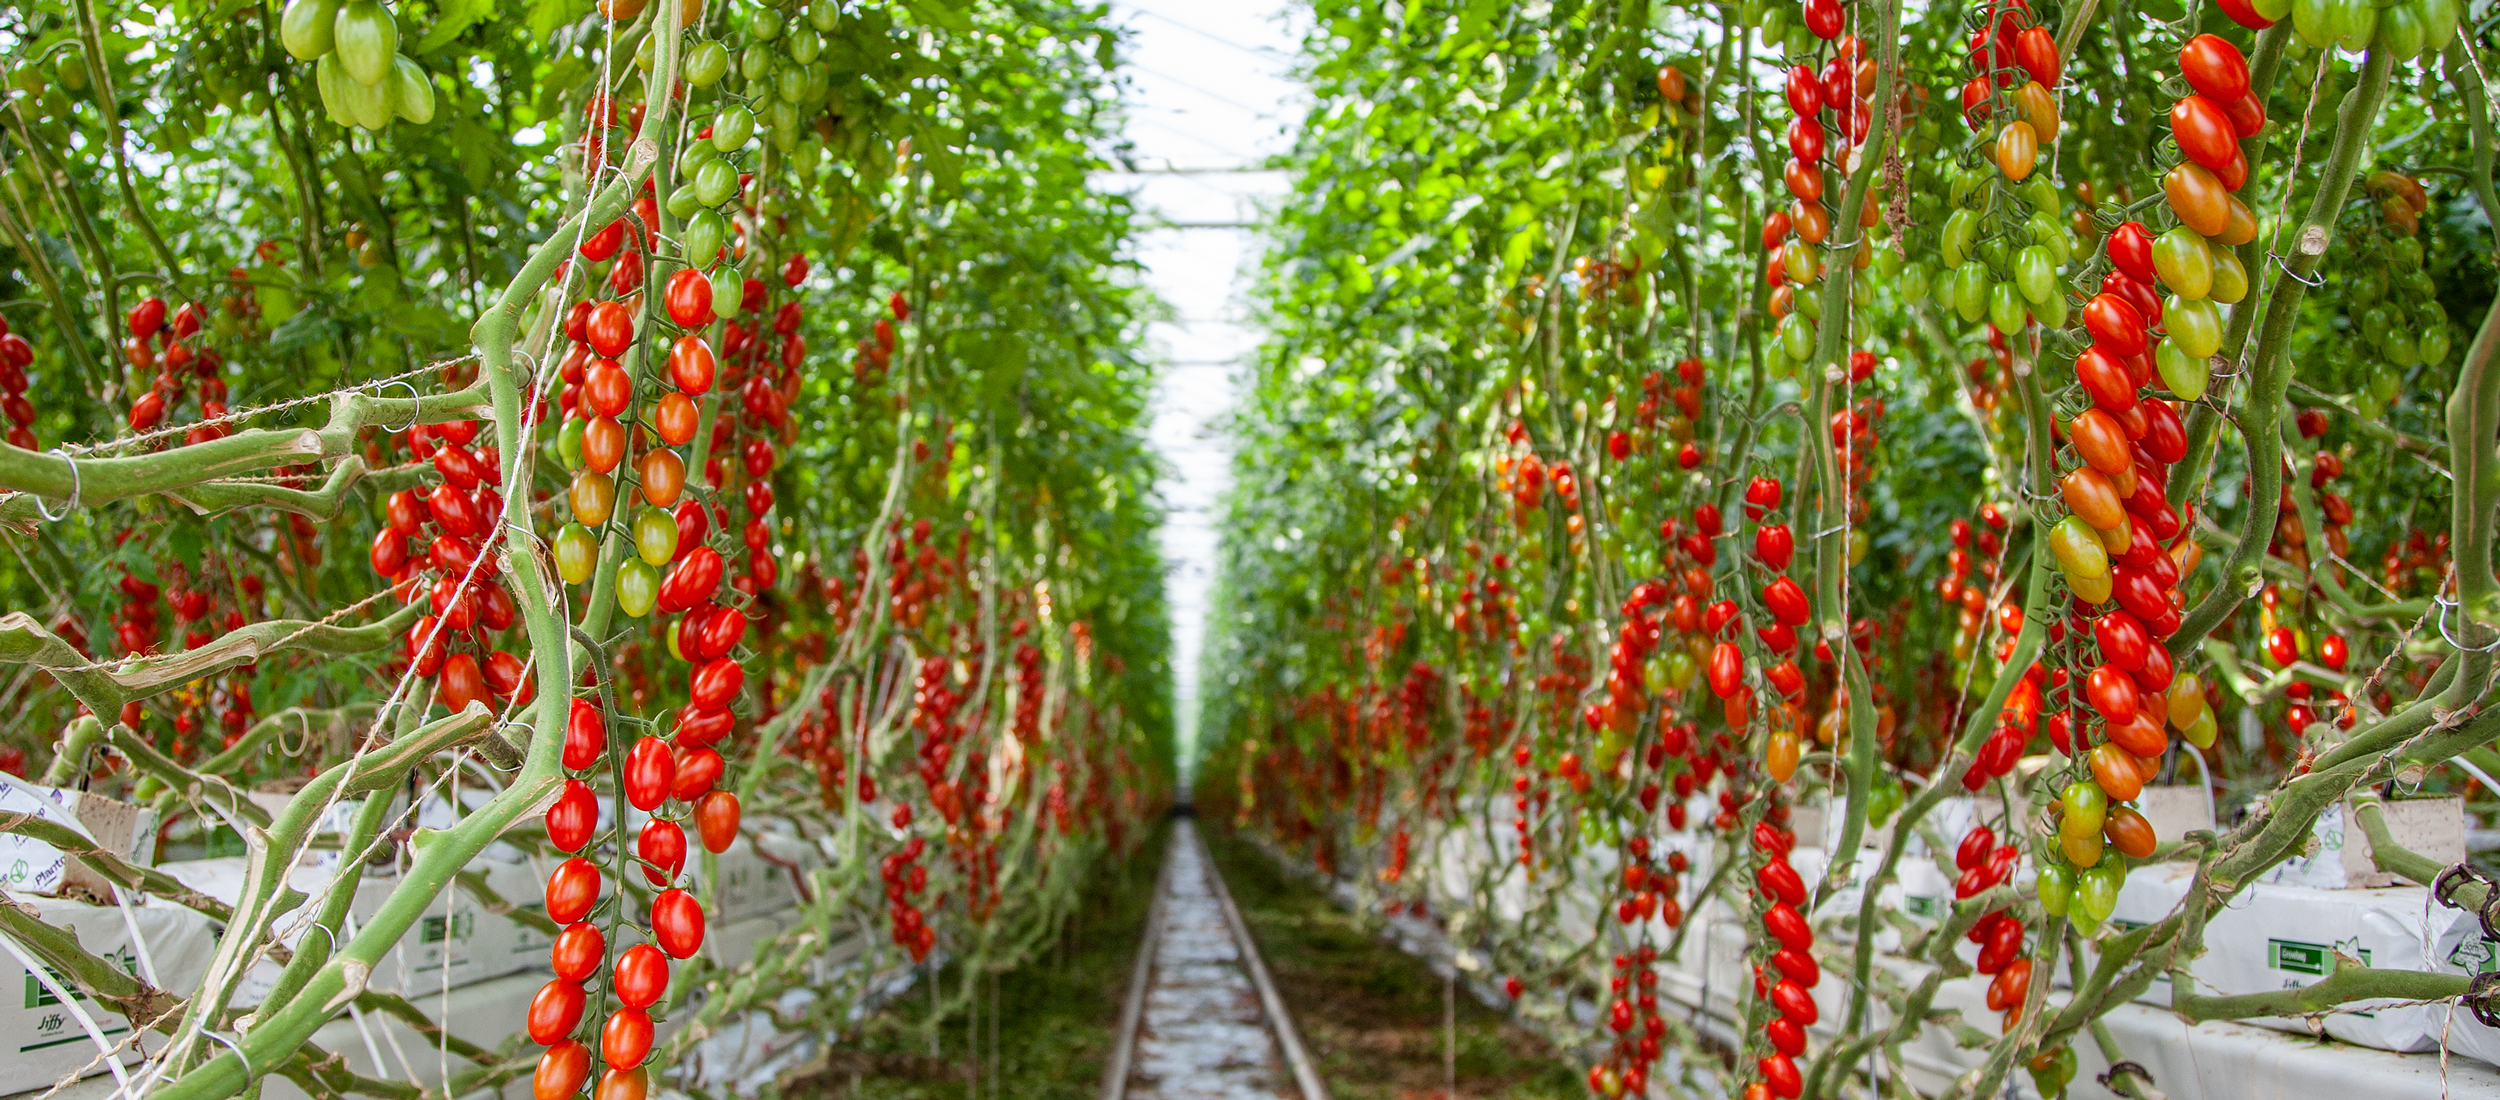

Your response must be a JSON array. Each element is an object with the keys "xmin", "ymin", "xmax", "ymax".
[{"xmin": 0, "ymin": 0, "xmax": 2497, "ymax": 1096}]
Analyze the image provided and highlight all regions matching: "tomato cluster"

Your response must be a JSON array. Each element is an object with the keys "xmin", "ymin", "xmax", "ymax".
[
  {"xmin": 374, "ymin": 419, "xmax": 531, "ymax": 716},
  {"xmin": 0, "ymin": 316, "xmax": 38, "ymax": 450},
  {"xmin": 123, "ymin": 297, "xmax": 231, "ymax": 445},
  {"xmin": 1763, "ymin": 32, "xmax": 1878, "ymax": 365},
  {"xmin": 1746, "ymin": 820, "xmax": 1816, "ymax": 1100}
]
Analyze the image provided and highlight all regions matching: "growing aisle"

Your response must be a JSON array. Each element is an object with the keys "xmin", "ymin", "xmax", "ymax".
[{"xmin": 1109, "ymin": 819, "xmax": 1320, "ymax": 1100}]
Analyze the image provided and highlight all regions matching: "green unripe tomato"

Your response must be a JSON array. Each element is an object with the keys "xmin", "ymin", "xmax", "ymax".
[
  {"xmin": 1987, "ymin": 281, "xmax": 2030, "ymax": 334},
  {"xmin": 710, "ymin": 266, "xmax": 745, "ymax": 316},
  {"xmin": 711, "ymin": 106, "xmax": 756, "ymax": 151},
  {"xmin": 1780, "ymin": 313, "xmax": 1816, "ymax": 360},
  {"xmin": 553, "ymin": 522, "xmax": 600, "ymax": 585},
  {"xmin": 1940, "ymin": 208, "xmax": 1978, "ymax": 268},
  {"xmin": 2014, "ymin": 245, "xmax": 2058, "ymax": 306},
  {"xmin": 2035, "ymin": 861, "xmax": 2075, "ymax": 916},
  {"xmin": 693, "ymin": 158, "xmax": 740, "ymax": 208},
  {"xmin": 682, "ymin": 209, "xmax": 728, "ymax": 267},
  {"xmin": 633, "ymin": 508, "xmax": 680, "ymax": 565},
  {"xmin": 740, "ymin": 44, "xmax": 774, "ymax": 84},
  {"xmin": 635, "ymin": 32, "xmax": 656, "ymax": 72},
  {"xmin": 2061, "ymin": 781, "xmax": 2109, "ymax": 835},
  {"xmin": 775, "ymin": 64, "xmax": 810, "ymax": 104},
  {"xmin": 2077, "ymin": 863, "xmax": 2124, "ymax": 922},
  {"xmin": 2156, "ymin": 341, "xmax": 2208, "ymax": 401},
  {"xmin": 331, "ymin": 0, "xmax": 397, "ymax": 86},
  {"xmin": 787, "ymin": 27, "xmax": 822, "ymax": 64},
  {"xmin": 808, "ymin": 0, "xmax": 841, "ymax": 31},
  {"xmin": 557, "ymin": 416, "xmax": 586, "ymax": 471},
  {"xmin": 2028, "ymin": 213, "xmax": 2072, "ymax": 264},
  {"xmin": 2422, "ymin": 324, "xmax": 2453, "ymax": 365},
  {"xmin": 2420, "ymin": 0, "xmax": 2460, "ymax": 49},
  {"xmin": 665, "ymin": 182, "xmax": 704, "ymax": 220},
  {"xmin": 1900, "ymin": 261, "xmax": 1932, "ymax": 303},
  {"xmin": 750, "ymin": 5, "xmax": 783, "ymax": 38},
  {"xmin": 2335, "ymin": 0, "xmax": 2378, "ymax": 52},
  {"xmin": 1797, "ymin": 282, "xmax": 1823, "ymax": 321},
  {"xmin": 2034, "ymin": 286, "xmax": 2069, "ymax": 330},
  {"xmin": 683, "ymin": 39, "xmax": 730, "ymax": 86},
  {"xmin": 1870, "ymin": 244, "xmax": 1902, "ymax": 281},
  {"xmin": 615, "ymin": 558, "xmax": 661, "ymax": 618},
  {"xmin": 1783, "ymin": 241, "xmax": 1821, "ymax": 285},
  {"xmin": 2022, "ymin": 175, "xmax": 2062, "ymax": 218},
  {"xmin": 2209, "ymin": 251, "xmax": 2249, "ymax": 304},
  {"xmin": 2370, "ymin": 4, "xmax": 2430, "ymax": 59},
  {"xmin": 280, "ymin": 0, "xmax": 340, "ymax": 60},
  {"xmin": 2046, "ymin": 516, "xmax": 2111, "ymax": 582},
  {"xmin": 2384, "ymin": 324, "xmax": 2421, "ymax": 367},
  {"xmin": 1953, "ymin": 261, "xmax": 1991, "ymax": 323},
  {"xmin": 2294, "ymin": 0, "xmax": 2339, "ymax": 45}
]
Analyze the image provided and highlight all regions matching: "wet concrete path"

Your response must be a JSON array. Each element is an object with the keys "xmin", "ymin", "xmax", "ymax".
[{"xmin": 1112, "ymin": 820, "xmax": 1320, "ymax": 1100}]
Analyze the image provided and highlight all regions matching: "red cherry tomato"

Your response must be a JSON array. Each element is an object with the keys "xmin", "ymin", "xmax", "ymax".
[
  {"xmin": 546, "ymin": 779, "xmax": 599, "ymax": 853},
  {"xmin": 535, "ymin": 1042, "xmax": 591, "ymax": 1100},
  {"xmin": 651, "ymin": 888, "xmax": 705, "ymax": 958},
  {"xmin": 546, "ymin": 858, "xmax": 602, "ymax": 925},
  {"xmin": 564, "ymin": 699, "xmax": 606, "ymax": 772},
  {"xmin": 2086, "ymin": 663, "xmax": 2142, "ymax": 723},
  {"xmin": 671, "ymin": 745, "xmax": 724, "ymax": 801},
  {"xmin": 663, "ymin": 268, "xmax": 714, "ymax": 328},
  {"xmin": 674, "ymin": 704, "xmax": 735, "ymax": 747},
  {"xmin": 668, "ymin": 335, "xmax": 716, "ymax": 395},
  {"xmin": 611, "ymin": 944, "xmax": 670, "ymax": 1010},
  {"xmin": 586, "ymin": 301, "xmax": 634, "ymax": 358},
  {"xmin": 2106, "ymin": 223, "xmax": 2157, "ymax": 284},
  {"xmin": 623, "ymin": 736, "xmax": 676, "ymax": 811},
  {"xmin": 550, "ymin": 921, "xmax": 604, "ymax": 982},
  {"xmin": 636, "ymin": 818, "xmax": 687, "ymax": 887},
  {"xmin": 689, "ymin": 658, "xmax": 744, "ymax": 709},
  {"xmin": 1761, "ymin": 576, "xmax": 1811, "ymax": 626},
  {"xmin": 2170, "ymin": 96, "xmax": 2240, "ymax": 175},
  {"xmin": 601, "ymin": 1007, "xmax": 654, "ymax": 1068},
  {"xmin": 2179, "ymin": 35, "xmax": 2252, "ymax": 100},
  {"xmin": 694, "ymin": 790, "xmax": 741, "ymax": 853},
  {"xmin": 1754, "ymin": 524, "xmax": 1796, "ymax": 571},
  {"xmin": 527, "ymin": 979, "xmax": 585, "ymax": 1045},
  {"xmin": 2082, "ymin": 294, "xmax": 2148, "ymax": 356},
  {"xmin": 437, "ymin": 653, "xmax": 487, "ymax": 713}
]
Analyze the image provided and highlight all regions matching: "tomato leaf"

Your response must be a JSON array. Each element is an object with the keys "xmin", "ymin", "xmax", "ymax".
[{"xmin": 415, "ymin": 0, "xmax": 494, "ymax": 54}]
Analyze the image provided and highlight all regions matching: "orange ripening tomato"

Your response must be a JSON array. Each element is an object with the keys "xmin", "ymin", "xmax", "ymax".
[
  {"xmin": 2068, "ymin": 409, "xmax": 2137, "ymax": 482},
  {"xmin": 2164, "ymin": 163, "xmax": 2231, "ymax": 237},
  {"xmin": 637, "ymin": 448, "xmax": 685, "ymax": 507},
  {"xmin": 2104, "ymin": 806, "xmax": 2159, "ymax": 858},
  {"xmin": 1995, "ymin": 120, "xmax": 2039, "ymax": 181},
  {"xmin": 2216, "ymin": 193, "xmax": 2259, "ymax": 246},
  {"xmin": 652, "ymin": 391, "xmax": 699, "ymax": 446},
  {"xmin": 2060, "ymin": 468, "xmax": 2128, "ymax": 531},
  {"xmin": 2090, "ymin": 742, "xmax": 2146, "ymax": 801},
  {"xmin": 1790, "ymin": 200, "xmax": 1831, "ymax": 244},
  {"xmin": 2015, "ymin": 81, "xmax": 2060, "ymax": 143},
  {"xmin": 1785, "ymin": 158, "xmax": 1824, "ymax": 202},
  {"xmin": 2104, "ymin": 709, "xmax": 2168, "ymax": 756}
]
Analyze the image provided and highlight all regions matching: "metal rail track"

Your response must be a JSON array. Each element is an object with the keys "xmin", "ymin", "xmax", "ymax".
[{"xmin": 1100, "ymin": 816, "xmax": 1330, "ymax": 1100}]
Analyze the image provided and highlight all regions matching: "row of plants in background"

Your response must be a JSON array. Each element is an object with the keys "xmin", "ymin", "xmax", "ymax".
[
  {"xmin": 1202, "ymin": 0, "xmax": 2496, "ymax": 1096},
  {"xmin": 0, "ymin": 0, "xmax": 1169, "ymax": 1098}
]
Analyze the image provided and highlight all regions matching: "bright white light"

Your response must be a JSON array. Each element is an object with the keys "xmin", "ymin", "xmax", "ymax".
[{"xmin": 1106, "ymin": 0, "xmax": 1307, "ymax": 785}]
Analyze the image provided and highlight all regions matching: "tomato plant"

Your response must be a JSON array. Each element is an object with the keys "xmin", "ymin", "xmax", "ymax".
[{"xmin": 1197, "ymin": 0, "xmax": 2499, "ymax": 1097}]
